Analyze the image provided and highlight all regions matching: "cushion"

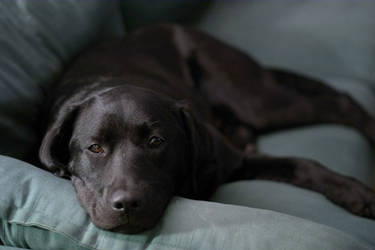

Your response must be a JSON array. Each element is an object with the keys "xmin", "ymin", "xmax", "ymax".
[
  {"xmin": 0, "ymin": 156, "xmax": 371, "ymax": 250},
  {"xmin": 0, "ymin": 0, "xmax": 124, "ymax": 160}
]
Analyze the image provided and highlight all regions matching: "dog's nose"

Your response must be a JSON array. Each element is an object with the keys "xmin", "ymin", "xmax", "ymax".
[{"xmin": 111, "ymin": 190, "xmax": 140, "ymax": 213}]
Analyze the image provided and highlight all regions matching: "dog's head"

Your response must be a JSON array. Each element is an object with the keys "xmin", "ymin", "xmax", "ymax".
[{"xmin": 39, "ymin": 83, "xmax": 205, "ymax": 233}]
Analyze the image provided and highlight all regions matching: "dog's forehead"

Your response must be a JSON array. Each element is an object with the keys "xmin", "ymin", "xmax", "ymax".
[
  {"xmin": 100, "ymin": 94, "xmax": 149, "ymax": 123},
  {"xmin": 77, "ymin": 86, "xmax": 176, "ymax": 135},
  {"xmin": 98, "ymin": 86, "xmax": 172, "ymax": 122}
]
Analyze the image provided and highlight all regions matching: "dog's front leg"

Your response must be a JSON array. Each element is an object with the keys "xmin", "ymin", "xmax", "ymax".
[{"xmin": 227, "ymin": 154, "xmax": 375, "ymax": 219}]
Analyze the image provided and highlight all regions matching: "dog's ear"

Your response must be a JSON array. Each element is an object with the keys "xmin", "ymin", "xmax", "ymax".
[
  {"xmin": 175, "ymin": 101, "xmax": 212, "ymax": 195},
  {"xmin": 39, "ymin": 105, "xmax": 80, "ymax": 178}
]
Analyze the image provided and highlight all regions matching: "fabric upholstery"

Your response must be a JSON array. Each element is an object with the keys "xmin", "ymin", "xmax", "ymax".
[
  {"xmin": 1, "ymin": 0, "xmax": 375, "ymax": 249},
  {"xmin": 0, "ymin": 156, "xmax": 371, "ymax": 250},
  {"xmin": 0, "ymin": 0, "xmax": 124, "ymax": 160}
]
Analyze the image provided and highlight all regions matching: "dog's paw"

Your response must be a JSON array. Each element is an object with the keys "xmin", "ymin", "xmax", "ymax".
[
  {"xmin": 343, "ymin": 197, "xmax": 375, "ymax": 219},
  {"xmin": 327, "ymin": 178, "xmax": 375, "ymax": 219}
]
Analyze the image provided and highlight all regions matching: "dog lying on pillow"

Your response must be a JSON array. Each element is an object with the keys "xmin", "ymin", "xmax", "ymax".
[{"xmin": 39, "ymin": 24, "xmax": 375, "ymax": 234}]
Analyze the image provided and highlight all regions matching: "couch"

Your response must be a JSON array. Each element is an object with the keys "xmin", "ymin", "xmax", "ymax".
[{"xmin": 0, "ymin": 1, "xmax": 374, "ymax": 249}]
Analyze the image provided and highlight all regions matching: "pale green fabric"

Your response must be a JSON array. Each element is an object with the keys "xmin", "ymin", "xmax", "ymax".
[
  {"xmin": 197, "ymin": 0, "xmax": 375, "ymax": 85},
  {"xmin": 0, "ymin": 247, "xmax": 27, "ymax": 250},
  {"xmin": 0, "ymin": 156, "xmax": 371, "ymax": 250},
  {"xmin": 0, "ymin": 0, "xmax": 125, "ymax": 160}
]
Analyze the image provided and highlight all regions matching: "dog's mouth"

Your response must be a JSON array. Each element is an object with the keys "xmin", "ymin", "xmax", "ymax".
[
  {"xmin": 89, "ymin": 203, "xmax": 163, "ymax": 234},
  {"xmin": 89, "ymin": 201, "xmax": 158, "ymax": 234},
  {"xmin": 89, "ymin": 213, "xmax": 152, "ymax": 234},
  {"xmin": 110, "ymin": 224, "xmax": 151, "ymax": 234},
  {"xmin": 71, "ymin": 175, "xmax": 168, "ymax": 234}
]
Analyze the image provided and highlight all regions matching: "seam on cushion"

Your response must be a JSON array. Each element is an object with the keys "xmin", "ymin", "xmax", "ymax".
[
  {"xmin": 25, "ymin": 192, "xmax": 42, "ymax": 225},
  {"xmin": 16, "ymin": 223, "xmax": 28, "ymax": 250},
  {"xmin": 10, "ymin": 219, "xmax": 195, "ymax": 250},
  {"xmin": 5, "ymin": 212, "xmax": 194, "ymax": 250},
  {"xmin": 0, "ymin": 196, "xmax": 196, "ymax": 250},
  {"xmin": 6, "ymin": 221, "xmax": 95, "ymax": 250},
  {"xmin": 0, "ymin": 196, "xmax": 83, "ymax": 229},
  {"xmin": 1, "ymin": 204, "xmax": 105, "ymax": 250},
  {"xmin": 0, "ymin": 197, "xmax": 95, "ymax": 249}
]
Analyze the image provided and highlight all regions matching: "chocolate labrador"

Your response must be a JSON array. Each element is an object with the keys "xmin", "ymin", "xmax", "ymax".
[{"xmin": 39, "ymin": 24, "xmax": 375, "ymax": 234}]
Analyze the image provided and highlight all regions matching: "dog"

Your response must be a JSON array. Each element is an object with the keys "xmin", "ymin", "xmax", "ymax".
[{"xmin": 39, "ymin": 24, "xmax": 375, "ymax": 234}]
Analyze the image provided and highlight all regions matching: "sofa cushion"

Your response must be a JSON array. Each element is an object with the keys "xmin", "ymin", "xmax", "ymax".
[{"xmin": 0, "ymin": 156, "xmax": 371, "ymax": 250}]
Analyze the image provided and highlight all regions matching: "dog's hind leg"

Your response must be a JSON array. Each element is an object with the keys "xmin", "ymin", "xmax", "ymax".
[
  {"xmin": 173, "ymin": 25, "xmax": 375, "ymax": 219},
  {"xmin": 259, "ymin": 69, "xmax": 375, "ymax": 143},
  {"xmin": 177, "ymin": 26, "xmax": 375, "ymax": 146}
]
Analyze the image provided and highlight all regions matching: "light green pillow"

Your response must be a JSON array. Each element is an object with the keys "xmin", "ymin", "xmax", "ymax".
[{"xmin": 0, "ymin": 156, "xmax": 372, "ymax": 250}]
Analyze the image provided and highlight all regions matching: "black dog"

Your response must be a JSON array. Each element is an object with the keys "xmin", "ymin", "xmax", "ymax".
[{"xmin": 39, "ymin": 24, "xmax": 375, "ymax": 234}]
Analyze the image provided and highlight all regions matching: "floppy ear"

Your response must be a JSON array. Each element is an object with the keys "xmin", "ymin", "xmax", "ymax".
[
  {"xmin": 175, "ymin": 101, "xmax": 212, "ymax": 196},
  {"xmin": 39, "ymin": 105, "xmax": 80, "ymax": 178}
]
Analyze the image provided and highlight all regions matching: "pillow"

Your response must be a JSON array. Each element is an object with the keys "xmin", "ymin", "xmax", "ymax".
[
  {"xmin": 0, "ymin": 0, "xmax": 125, "ymax": 160},
  {"xmin": 0, "ymin": 156, "xmax": 372, "ymax": 250}
]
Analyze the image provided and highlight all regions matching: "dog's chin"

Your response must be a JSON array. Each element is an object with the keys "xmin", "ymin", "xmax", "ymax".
[
  {"xmin": 110, "ymin": 224, "xmax": 152, "ymax": 234},
  {"xmin": 90, "ymin": 214, "xmax": 156, "ymax": 234},
  {"xmin": 84, "ymin": 197, "xmax": 164, "ymax": 234}
]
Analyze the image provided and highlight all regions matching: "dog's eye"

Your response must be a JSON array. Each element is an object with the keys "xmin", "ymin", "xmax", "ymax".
[
  {"xmin": 88, "ymin": 144, "xmax": 104, "ymax": 153},
  {"xmin": 148, "ymin": 136, "xmax": 164, "ymax": 148}
]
